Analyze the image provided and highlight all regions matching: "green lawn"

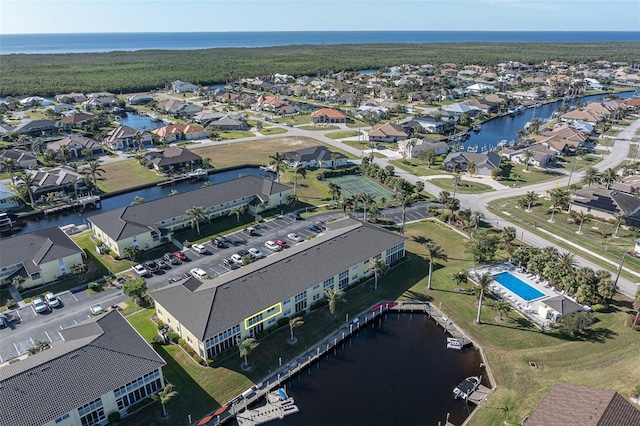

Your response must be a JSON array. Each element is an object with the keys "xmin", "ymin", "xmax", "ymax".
[
  {"xmin": 275, "ymin": 114, "xmax": 311, "ymax": 126},
  {"xmin": 216, "ymin": 130, "xmax": 256, "ymax": 140},
  {"xmin": 297, "ymin": 124, "xmax": 340, "ymax": 131},
  {"xmin": 98, "ymin": 160, "xmax": 164, "ymax": 193},
  {"xmin": 72, "ymin": 231, "xmax": 133, "ymax": 274},
  {"xmin": 258, "ymin": 127, "xmax": 287, "ymax": 135},
  {"xmin": 429, "ymin": 177, "xmax": 494, "ymax": 194},
  {"xmin": 390, "ymin": 158, "xmax": 448, "ymax": 177},
  {"xmin": 324, "ymin": 130, "xmax": 361, "ymax": 140}
]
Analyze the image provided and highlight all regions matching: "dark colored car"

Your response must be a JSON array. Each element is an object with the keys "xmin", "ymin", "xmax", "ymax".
[
  {"xmin": 173, "ymin": 251, "xmax": 188, "ymax": 261},
  {"xmin": 168, "ymin": 275, "xmax": 182, "ymax": 284},
  {"xmin": 307, "ymin": 224, "xmax": 322, "ymax": 233},
  {"xmin": 212, "ymin": 237, "xmax": 227, "ymax": 248},
  {"xmin": 143, "ymin": 260, "xmax": 159, "ymax": 273},
  {"xmin": 223, "ymin": 258, "xmax": 239, "ymax": 269},
  {"xmin": 163, "ymin": 252, "xmax": 180, "ymax": 265},
  {"xmin": 237, "ymin": 249, "xmax": 249, "ymax": 257},
  {"xmin": 154, "ymin": 258, "xmax": 169, "ymax": 269},
  {"xmin": 287, "ymin": 212, "xmax": 303, "ymax": 220}
]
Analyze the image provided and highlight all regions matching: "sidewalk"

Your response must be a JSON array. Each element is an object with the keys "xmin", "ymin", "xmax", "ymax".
[{"xmin": 7, "ymin": 284, "xmax": 25, "ymax": 308}]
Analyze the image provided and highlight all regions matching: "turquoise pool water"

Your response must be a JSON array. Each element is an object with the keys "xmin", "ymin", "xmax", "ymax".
[{"xmin": 492, "ymin": 272, "xmax": 545, "ymax": 301}]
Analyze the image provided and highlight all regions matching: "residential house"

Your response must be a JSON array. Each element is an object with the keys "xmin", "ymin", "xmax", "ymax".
[
  {"xmin": 205, "ymin": 114, "xmax": 246, "ymax": 130},
  {"xmin": 0, "ymin": 227, "xmax": 85, "ymax": 288},
  {"xmin": 172, "ymin": 80, "xmax": 198, "ymax": 93},
  {"xmin": 404, "ymin": 116, "xmax": 455, "ymax": 135},
  {"xmin": 89, "ymin": 176, "xmax": 290, "ymax": 257},
  {"xmin": 58, "ymin": 112, "xmax": 94, "ymax": 129},
  {"xmin": 500, "ymin": 144, "xmax": 556, "ymax": 168},
  {"xmin": 151, "ymin": 218, "xmax": 406, "ymax": 359},
  {"xmin": 144, "ymin": 146, "xmax": 203, "ymax": 172},
  {"xmin": 463, "ymin": 98, "xmax": 498, "ymax": 114},
  {"xmin": 0, "ymin": 149, "xmax": 38, "ymax": 170},
  {"xmin": 251, "ymin": 95, "xmax": 288, "ymax": 112},
  {"xmin": 583, "ymin": 78, "xmax": 606, "ymax": 91},
  {"xmin": 532, "ymin": 134, "xmax": 581, "ymax": 155},
  {"xmin": 442, "ymin": 103, "xmax": 482, "ymax": 117},
  {"xmin": 367, "ymin": 123, "xmax": 408, "ymax": 143},
  {"xmin": 14, "ymin": 119, "xmax": 61, "ymax": 137},
  {"xmin": 0, "ymin": 310, "xmax": 166, "ymax": 426},
  {"xmin": 156, "ymin": 100, "xmax": 202, "ymax": 118},
  {"xmin": 82, "ymin": 92, "xmax": 118, "ymax": 109},
  {"xmin": 540, "ymin": 125, "xmax": 588, "ymax": 144},
  {"xmin": 46, "ymin": 135, "xmax": 104, "ymax": 157},
  {"xmin": 151, "ymin": 124, "xmax": 207, "ymax": 142},
  {"xmin": 443, "ymin": 151, "xmax": 501, "ymax": 175},
  {"xmin": 398, "ymin": 139, "xmax": 448, "ymax": 158},
  {"xmin": 0, "ymin": 181, "xmax": 19, "ymax": 211},
  {"xmin": 26, "ymin": 166, "xmax": 88, "ymax": 200},
  {"xmin": 310, "ymin": 108, "xmax": 347, "ymax": 124},
  {"xmin": 127, "ymin": 94, "xmax": 154, "ymax": 105},
  {"xmin": 525, "ymin": 382, "xmax": 640, "ymax": 426},
  {"xmin": 282, "ymin": 146, "xmax": 348, "ymax": 169},
  {"xmin": 570, "ymin": 188, "xmax": 640, "ymax": 227},
  {"xmin": 19, "ymin": 96, "xmax": 51, "ymax": 107},
  {"xmin": 466, "ymin": 82, "xmax": 495, "ymax": 93},
  {"xmin": 54, "ymin": 92, "xmax": 87, "ymax": 104},
  {"xmin": 611, "ymin": 175, "xmax": 640, "ymax": 195},
  {"xmin": 560, "ymin": 108, "xmax": 605, "ymax": 125},
  {"xmin": 104, "ymin": 125, "xmax": 151, "ymax": 151}
]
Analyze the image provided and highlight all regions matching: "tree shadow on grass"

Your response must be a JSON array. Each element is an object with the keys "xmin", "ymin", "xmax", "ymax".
[
  {"xmin": 554, "ymin": 327, "xmax": 618, "ymax": 344},
  {"xmin": 402, "ymin": 290, "xmax": 433, "ymax": 302}
]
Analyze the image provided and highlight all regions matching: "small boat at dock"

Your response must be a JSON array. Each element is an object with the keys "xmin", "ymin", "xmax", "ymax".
[{"xmin": 453, "ymin": 376, "xmax": 481, "ymax": 400}]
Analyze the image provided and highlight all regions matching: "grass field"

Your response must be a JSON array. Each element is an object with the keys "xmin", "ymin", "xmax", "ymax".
[
  {"xmin": 324, "ymin": 130, "xmax": 361, "ymax": 140},
  {"xmin": 216, "ymin": 130, "xmax": 255, "ymax": 140},
  {"xmin": 98, "ymin": 159, "xmax": 164, "ymax": 193},
  {"xmin": 390, "ymin": 158, "xmax": 448, "ymax": 177},
  {"xmin": 124, "ymin": 220, "xmax": 640, "ymax": 426},
  {"xmin": 429, "ymin": 177, "xmax": 495, "ymax": 194},
  {"xmin": 326, "ymin": 175, "xmax": 395, "ymax": 202},
  {"xmin": 297, "ymin": 124, "xmax": 340, "ymax": 131},
  {"xmin": 258, "ymin": 127, "xmax": 287, "ymax": 136}
]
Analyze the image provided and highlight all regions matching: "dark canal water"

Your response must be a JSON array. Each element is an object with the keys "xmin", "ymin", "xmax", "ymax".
[
  {"xmin": 270, "ymin": 313, "xmax": 485, "ymax": 426},
  {"xmin": 462, "ymin": 90, "xmax": 637, "ymax": 152},
  {"xmin": 7, "ymin": 167, "xmax": 275, "ymax": 236}
]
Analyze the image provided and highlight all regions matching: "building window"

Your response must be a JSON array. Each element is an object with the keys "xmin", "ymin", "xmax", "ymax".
[
  {"xmin": 323, "ymin": 277, "xmax": 335, "ymax": 289},
  {"xmin": 294, "ymin": 290, "xmax": 307, "ymax": 313},
  {"xmin": 313, "ymin": 293, "xmax": 321, "ymax": 301},
  {"xmin": 55, "ymin": 413, "xmax": 70, "ymax": 423},
  {"xmin": 338, "ymin": 270, "xmax": 349, "ymax": 290},
  {"xmin": 78, "ymin": 397, "xmax": 105, "ymax": 426},
  {"xmin": 115, "ymin": 370, "xmax": 162, "ymax": 412},
  {"xmin": 313, "ymin": 284, "xmax": 320, "ymax": 290}
]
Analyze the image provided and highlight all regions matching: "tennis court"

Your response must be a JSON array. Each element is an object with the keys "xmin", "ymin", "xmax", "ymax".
[{"xmin": 326, "ymin": 175, "xmax": 395, "ymax": 202}]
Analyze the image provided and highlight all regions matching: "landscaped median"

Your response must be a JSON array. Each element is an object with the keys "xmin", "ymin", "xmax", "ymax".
[{"xmin": 122, "ymin": 220, "xmax": 640, "ymax": 426}]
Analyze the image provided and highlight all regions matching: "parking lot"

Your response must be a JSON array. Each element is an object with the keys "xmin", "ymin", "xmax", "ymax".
[{"xmin": 0, "ymin": 204, "xmax": 432, "ymax": 362}]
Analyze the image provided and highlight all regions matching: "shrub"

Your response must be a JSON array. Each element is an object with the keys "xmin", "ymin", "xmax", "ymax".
[
  {"xmin": 127, "ymin": 398, "xmax": 152, "ymax": 414},
  {"xmin": 591, "ymin": 304, "xmax": 607, "ymax": 312},
  {"xmin": 439, "ymin": 213, "xmax": 450, "ymax": 223},
  {"xmin": 310, "ymin": 299, "xmax": 329, "ymax": 310},
  {"xmin": 107, "ymin": 411, "xmax": 121, "ymax": 425},
  {"xmin": 109, "ymin": 250, "xmax": 120, "ymax": 260},
  {"xmin": 167, "ymin": 331, "xmax": 180, "ymax": 343},
  {"xmin": 152, "ymin": 334, "xmax": 166, "ymax": 345},
  {"xmin": 194, "ymin": 354, "xmax": 204, "ymax": 365},
  {"xmin": 625, "ymin": 314, "xmax": 640, "ymax": 331},
  {"xmin": 5, "ymin": 299, "xmax": 16, "ymax": 310},
  {"xmin": 88, "ymin": 282, "xmax": 103, "ymax": 292},
  {"xmin": 157, "ymin": 320, "xmax": 165, "ymax": 330},
  {"xmin": 277, "ymin": 317, "xmax": 290, "ymax": 328}
]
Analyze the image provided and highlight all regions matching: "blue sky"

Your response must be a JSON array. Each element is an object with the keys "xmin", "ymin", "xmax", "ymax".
[{"xmin": 1, "ymin": 0, "xmax": 639, "ymax": 34}]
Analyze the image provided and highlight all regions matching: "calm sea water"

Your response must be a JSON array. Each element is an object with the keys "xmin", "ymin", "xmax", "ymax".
[{"xmin": 2, "ymin": 31, "xmax": 639, "ymax": 54}]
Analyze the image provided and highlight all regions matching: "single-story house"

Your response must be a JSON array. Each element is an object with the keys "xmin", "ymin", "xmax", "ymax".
[
  {"xmin": 443, "ymin": 151, "xmax": 501, "ymax": 175},
  {"xmin": 570, "ymin": 187, "xmax": 640, "ymax": 227},
  {"xmin": 14, "ymin": 119, "xmax": 61, "ymax": 137},
  {"xmin": 0, "ymin": 149, "xmax": 38, "ymax": 170},
  {"xmin": 89, "ymin": 176, "xmax": 290, "ymax": 257},
  {"xmin": 540, "ymin": 125, "xmax": 588, "ymax": 144},
  {"xmin": 82, "ymin": 92, "xmax": 118, "ymax": 109},
  {"xmin": 560, "ymin": 109, "xmax": 605, "ymax": 125},
  {"xmin": 58, "ymin": 112, "xmax": 94, "ymax": 129},
  {"xmin": 611, "ymin": 175, "xmax": 640, "ymax": 195},
  {"xmin": 143, "ymin": 146, "xmax": 203, "ymax": 172},
  {"xmin": 156, "ymin": 100, "xmax": 202, "ymax": 117},
  {"xmin": 172, "ymin": 80, "xmax": 198, "ymax": 93},
  {"xmin": 310, "ymin": 108, "xmax": 347, "ymax": 124},
  {"xmin": 525, "ymin": 382, "xmax": 640, "ymax": 426},
  {"xmin": 442, "ymin": 103, "xmax": 482, "ymax": 117},
  {"xmin": 404, "ymin": 116, "xmax": 455, "ymax": 135},
  {"xmin": 282, "ymin": 146, "xmax": 348, "ymax": 169},
  {"xmin": 500, "ymin": 144, "xmax": 556, "ymax": 168},
  {"xmin": 0, "ymin": 181, "xmax": 19, "ymax": 211},
  {"xmin": 194, "ymin": 112, "xmax": 246, "ymax": 130},
  {"xmin": 466, "ymin": 83, "xmax": 495, "ymax": 93},
  {"xmin": 25, "ymin": 166, "xmax": 88, "ymax": 200},
  {"xmin": 103, "ymin": 125, "xmax": 152, "ymax": 151},
  {"xmin": 46, "ymin": 135, "xmax": 104, "ymax": 157},
  {"xmin": 0, "ymin": 310, "xmax": 166, "ymax": 426},
  {"xmin": 398, "ymin": 138, "xmax": 448, "ymax": 158},
  {"xmin": 151, "ymin": 123, "xmax": 207, "ymax": 142},
  {"xmin": 151, "ymin": 217, "xmax": 406, "ymax": 359},
  {"xmin": 537, "ymin": 296, "xmax": 585, "ymax": 322},
  {"xmin": 0, "ymin": 227, "xmax": 85, "ymax": 288},
  {"xmin": 367, "ymin": 123, "xmax": 408, "ymax": 143},
  {"xmin": 54, "ymin": 92, "xmax": 87, "ymax": 104},
  {"xmin": 127, "ymin": 94, "xmax": 155, "ymax": 105},
  {"xmin": 251, "ymin": 95, "xmax": 288, "ymax": 112},
  {"xmin": 463, "ymin": 98, "xmax": 498, "ymax": 114}
]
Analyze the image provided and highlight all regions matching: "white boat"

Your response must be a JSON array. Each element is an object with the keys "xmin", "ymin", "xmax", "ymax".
[
  {"xmin": 472, "ymin": 124, "xmax": 481, "ymax": 132},
  {"xmin": 467, "ymin": 145, "xmax": 478, "ymax": 153},
  {"xmin": 149, "ymin": 114, "xmax": 162, "ymax": 121},
  {"xmin": 447, "ymin": 337, "xmax": 462, "ymax": 350},
  {"xmin": 497, "ymin": 139, "xmax": 509, "ymax": 148},
  {"xmin": 453, "ymin": 376, "xmax": 481, "ymax": 400}
]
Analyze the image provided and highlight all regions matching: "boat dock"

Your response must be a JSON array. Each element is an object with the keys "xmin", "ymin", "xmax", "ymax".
[
  {"xmin": 43, "ymin": 195, "xmax": 101, "ymax": 215},
  {"xmin": 235, "ymin": 390, "xmax": 299, "ymax": 426},
  {"xmin": 467, "ymin": 384, "xmax": 491, "ymax": 405},
  {"xmin": 157, "ymin": 169, "xmax": 208, "ymax": 186}
]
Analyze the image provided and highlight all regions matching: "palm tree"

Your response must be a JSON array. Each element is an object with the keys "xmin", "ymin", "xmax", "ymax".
[
  {"xmin": 438, "ymin": 190, "xmax": 451, "ymax": 213},
  {"xmin": 238, "ymin": 337, "xmax": 259, "ymax": 369},
  {"xmin": 152, "ymin": 383, "xmax": 178, "ymax": 418},
  {"xmin": 475, "ymin": 273, "xmax": 493, "ymax": 324},
  {"xmin": 451, "ymin": 175, "xmax": 461, "ymax": 198},
  {"xmin": 547, "ymin": 188, "xmax": 570, "ymax": 222},
  {"xmin": 398, "ymin": 192, "xmax": 412, "ymax": 236},
  {"xmin": 291, "ymin": 163, "xmax": 307, "ymax": 196},
  {"xmin": 85, "ymin": 159, "xmax": 106, "ymax": 188},
  {"xmin": 524, "ymin": 191, "xmax": 539, "ymax": 211},
  {"xmin": 581, "ymin": 166, "xmax": 601, "ymax": 186},
  {"xmin": 227, "ymin": 205, "xmax": 246, "ymax": 224},
  {"xmin": 557, "ymin": 252, "xmax": 577, "ymax": 276},
  {"xmin": 570, "ymin": 210, "xmax": 588, "ymax": 234},
  {"xmin": 16, "ymin": 172, "xmax": 37, "ymax": 206},
  {"xmin": 26, "ymin": 339, "xmax": 51, "ymax": 355},
  {"xmin": 600, "ymin": 168, "xmax": 617, "ymax": 190},
  {"xmin": 360, "ymin": 193, "xmax": 375, "ymax": 222},
  {"xmin": 288, "ymin": 317, "xmax": 304, "ymax": 344},
  {"xmin": 328, "ymin": 182, "xmax": 341, "ymax": 204},
  {"xmin": 269, "ymin": 152, "xmax": 286, "ymax": 183},
  {"xmin": 58, "ymin": 144, "xmax": 71, "ymax": 165},
  {"xmin": 324, "ymin": 287, "xmax": 346, "ymax": 317},
  {"xmin": 424, "ymin": 242, "xmax": 447, "ymax": 290},
  {"xmin": 522, "ymin": 149, "xmax": 533, "ymax": 171},
  {"xmin": 451, "ymin": 270, "xmax": 468, "ymax": 289},
  {"xmin": 613, "ymin": 213, "xmax": 625, "ymax": 237},
  {"xmin": 470, "ymin": 210, "xmax": 484, "ymax": 230},
  {"xmin": 3, "ymin": 158, "xmax": 15, "ymax": 183},
  {"xmin": 492, "ymin": 300, "xmax": 512, "ymax": 321},
  {"xmin": 368, "ymin": 258, "xmax": 388, "ymax": 291},
  {"xmin": 185, "ymin": 206, "xmax": 207, "ymax": 235}
]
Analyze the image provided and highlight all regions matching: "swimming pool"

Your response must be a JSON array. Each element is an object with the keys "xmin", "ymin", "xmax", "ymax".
[{"xmin": 492, "ymin": 272, "xmax": 545, "ymax": 301}]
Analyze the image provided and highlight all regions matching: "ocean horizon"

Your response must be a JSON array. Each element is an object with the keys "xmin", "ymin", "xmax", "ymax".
[{"xmin": 1, "ymin": 31, "xmax": 639, "ymax": 55}]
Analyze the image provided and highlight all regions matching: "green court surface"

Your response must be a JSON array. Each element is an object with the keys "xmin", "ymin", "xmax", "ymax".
[{"xmin": 326, "ymin": 175, "xmax": 395, "ymax": 202}]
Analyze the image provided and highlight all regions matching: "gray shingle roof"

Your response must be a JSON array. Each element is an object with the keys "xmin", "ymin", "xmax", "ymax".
[
  {"xmin": 282, "ymin": 146, "xmax": 345, "ymax": 163},
  {"xmin": 151, "ymin": 218, "xmax": 406, "ymax": 341},
  {"xmin": 544, "ymin": 296, "xmax": 583, "ymax": 315},
  {"xmin": 89, "ymin": 176, "xmax": 288, "ymax": 242},
  {"xmin": 0, "ymin": 311, "xmax": 165, "ymax": 426}
]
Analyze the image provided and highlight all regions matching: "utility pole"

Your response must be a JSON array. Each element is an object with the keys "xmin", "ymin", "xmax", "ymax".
[
  {"xmin": 565, "ymin": 156, "xmax": 576, "ymax": 189},
  {"xmin": 613, "ymin": 251, "xmax": 627, "ymax": 288}
]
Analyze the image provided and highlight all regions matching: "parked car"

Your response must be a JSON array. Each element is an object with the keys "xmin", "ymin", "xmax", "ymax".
[
  {"xmin": 133, "ymin": 264, "xmax": 149, "ymax": 277},
  {"xmin": 307, "ymin": 224, "xmax": 322, "ymax": 233},
  {"xmin": 231, "ymin": 253, "xmax": 244, "ymax": 264},
  {"xmin": 249, "ymin": 248, "xmax": 265, "ymax": 259},
  {"xmin": 32, "ymin": 297, "xmax": 49, "ymax": 313},
  {"xmin": 287, "ymin": 212, "xmax": 303, "ymax": 220},
  {"xmin": 315, "ymin": 221, "xmax": 325, "ymax": 229},
  {"xmin": 212, "ymin": 237, "xmax": 227, "ymax": 248},
  {"xmin": 264, "ymin": 240, "xmax": 282, "ymax": 251},
  {"xmin": 90, "ymin": 304, "xmax": 104, "ymax": 315},
  {"xmin": 237, "ymin": 249, "xmax": 249, "ymax": 257},
  {"xmin": 114, "ymin": 275, "xmax": 131, "ymax": 289},
  {"xmin": 287, "ymin": 233, "xmax": 303, "ymax": 242},
  {"xmin": 143, "ymin": 260, "xmax": 159, "ymax": 273},
  {"xmin": 44, "ymin": 292, "xmax": 61, "ymax": 308},
  {"xmin": 223, "ymin": 258, "xmax": 239, "ymax": 269},
  {"xmin": 168, "ymin": 275, "xmax": 182, "ymax": 284},
  {"xmin": 181, "ymin": 272, "xmax": 192, "ymax": 279},
  {"xmin": 163, "ymin": 252, "xmax": 180, "ymax": 265},
  {"xmin": 274, "ymin": 239, "xmax": 288, "ymax": 249},
  {"xmin": 244, "ymin": 226, "xmax": 256, "ymax": 236},
  {"xmin": 173, "ymin": 251, "xmax": 188, "ymax": 262},
  {"xmin": 189, "ymin": 268, "xmax": 208, "ymax": 280},
  {"xmin": 154, "ymin": 258, "xmax": 169, "ymax": 269},
  {"xmin": 192, "ymin": 243, "xmax": 208, "ymax": 254}
]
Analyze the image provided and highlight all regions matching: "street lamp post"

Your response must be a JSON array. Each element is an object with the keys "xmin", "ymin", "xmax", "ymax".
[
  {"xmin": 566, "ymin": 156, "xmax": 577, "ymax": 189},
  {"xmin": 613, "ymin": 251, "xmax": 627, "ymax": 287}
]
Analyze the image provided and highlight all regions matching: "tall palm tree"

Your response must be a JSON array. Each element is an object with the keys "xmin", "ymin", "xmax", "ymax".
[
  {"xmin": 17, "ymin": 172, "xmax": 38, "ymax": 206},
  {"xmin": 613, "ymin": 213, "xmax": 625, "ymax": 237},
  {"xmin": 368, "ymin": 258, "xmax": 388, "ymax": 291},
  {"xmin": 152, "ymin": 383, "xmax": 178, "ymax": 418},
  {"xmin": 475, "ymin": 272, "xmax": 493, "ymax": 324},
  {"xmin": 470, "ymin": 210, "xmax": 484, "ymax": 230},
  {"xmin": 328, "ymin": 182, "xmax": 341, "ymax": 204},
  {"xmin": 451, "ymin": 175, "xmax": 461, "ymax": 198},
  {"xmin": 288, "ymin": 317, "xmax": 304, "ymax": 344},
  {"xmin": 359, "ymin": 193, "xmax": 375, "ymax": 221},
  {"xmin": 424, "ymin": 242, "xmax": 447, "ymax": 290},
  {"xmin": 547, "ymin": 188, "xmax": 570, "ymax": 222},
  {"xmin": 570, "ymin": 210, "xmax": 588, "ymax": 234},
  {"xmin": 84, "ymin": 159, "xmax": 106, "ymax": 188},
  {"xmin": 525, "ymin": 191, "xmax": 539, "ymax": 211},
  {"xmin": 269, "ymin": 152, "xmax": 286, "ymax": 183},
  {"xmin": 3, "ymin": 158, "xmax": 15, "ymax": 183},
  {"xmin": 398, "ymin": 192, "xmax": 412, "ymax": 236},
  {"xmin": 522, "ymin": 149, "xmax": 533, "ymax": 171},
  {"xmin": 324, "ymin": 287, "xmax": 346, "ymax": 317},
  {"xmin": 600, "ymin": 168, "xmax": 617, "ymax": 190},
  {"xmin": 185, "ymin": 206, "xmax": 207, "ymax": 235},
  {"xmin": 291, "ymin": 163, "xmax": 307, "ymax": 196},
  {"xmin": 58, "ymin": 144, "xmax": 71, "ymax": 166},
  {"xmin": 581, "ymin": 166, "xmax": 601, "ymax": 186},
  {"xmin": 238, "ymin": 337, "xmax": 259, "ymax": 369},
  {"xmin": 227, "ymin": 205, "xmax": 246, "ymax": 224},
  {"xmin": 438, "ymin": 190, "xmax": 451, "ymax": 213},
  {"xmin": 557, "ymin": 252, "xmax": 577, "ymax": 276}
]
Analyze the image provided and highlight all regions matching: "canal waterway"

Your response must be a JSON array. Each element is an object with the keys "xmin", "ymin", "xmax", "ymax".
[
  {"xmin": 461, "ymin": 90, "xmax": 637, "ymax": 152},
  {"xmin": 115, "ymin": 112, "xmax": 166, "ymax": 131},
  {"xmin": 274, "ymin": 313, "xmax": 484, "ymax": 426},
  {"xmin": 7, "ymin": 167, "xmax": 275, "ymax": 236}
]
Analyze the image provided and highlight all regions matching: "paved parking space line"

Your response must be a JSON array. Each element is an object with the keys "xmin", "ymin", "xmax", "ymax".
[
  {"xmin": 0, "ymin": 354, "xmax": 3, "ymax": 363},
  {"xmin": 59, "ymin": 325, "xmax": 64, "ymax": 329},
  {"xmin": 73, "ymin": 319, "xmax": 78, "ymax": 324},
  {"xmin": 71, "ymin": 292, "xmax": 78, "ymax": 302},
  {"xmin": 31, "ymin": 306, "xmax": 37, "ymax": 316},
  {"xmin": 29, "ymin": 336, "xmax": 34, "ymax": 345},
  {"xmin": 44, "ymin": 330, "xmax": 52, "ymax": 342},
  {"xmin": 13, "ymin": 343, "xmax": 20, "ymax": 356},
  {"xmin": 15, "ymin": 310, "xmax": 21, "ymax": 320}
]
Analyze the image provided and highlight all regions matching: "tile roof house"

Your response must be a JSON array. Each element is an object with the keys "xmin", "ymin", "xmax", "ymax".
[
  {"xmin": 90, "ymin": 176, "xmax": 290, "ymax": 257},
  {"xmin": 104, "ymin": 125, "xmax": 152, "ymax": 151},
  {"xmin": 500, "ymin": 144, "xmax": 556, "ymax": 168},
  {"xmin": 0, "ymin": 310, "xmax": 166, "ymax": 426},
  {"xmin": 282, "ymin": 146, "xmax": 348, "ymax": 169},
  {"xmin": 570, "ymin": 187, "xmax": 640, "ymax": 228},
  {"xmin": 443, "ymin": 151, "xmax": 501, "ymax": 176},
  {"xmin": 156, "ymin": 100, "xmax": 202, "ymax": 117},
  {"xmin": 0, "ymin": 226, "xmax": 85, "ymax": 288},
  {"xmin": 0, "ymin": 149, "xmax": 38, "ymax": 170},
  {"xmin": 46, "ymin": 135, "xmax": 104, "ymax": 157},
  {"xmin": 540, "ymin": 125, "xmax": 588, "ymax": 143},
  {"xmin": 143, "ymin": 146, "xmax": 203, "ymax": 172},
  {"xmin": 58, "ymin": 112, "xmax": 95, "ymax": 129},
  {"xmin": 367, "ymin": 123, "xmax": 408, "ymax": 142},
  {"xmin": 151, "ymin": 218, "xmax": 407, "ymax": 359},
  {"xmin": 26, "ymin": 166, "xmax": 88, "ymax": 200},
  {"xmin": 525, "ymin": 382, "xmax": 640, "ymax": 426},
  {"xmin": 404, "ymin": 116, "xmax": 455, "ymax": 135},
  {"xmin": 54, "ymin": 92, "xmax": 87, "ymax": 104},
  {"xmin": 610, "ymin": 175, "xmax": 640, "ymax": 195},
  {"xmin": 310, "ymin": 108, "xmax": 347, "ymax": 123},
  {"xmin": 398, "ymin": 138, "xmax": 449, "ymax": 158},
  {"xmin": 151, "ymin": 123, "xmax": 207, "ymax": 142}
]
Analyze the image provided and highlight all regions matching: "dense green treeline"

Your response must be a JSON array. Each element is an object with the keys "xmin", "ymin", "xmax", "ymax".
[{"xmin": 1, "ymin": 42, "xmax": 639, "ymax": 97}]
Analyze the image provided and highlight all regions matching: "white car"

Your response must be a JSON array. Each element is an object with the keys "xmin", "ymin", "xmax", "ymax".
[
  {"xmin": 133, "ymin": 264, "xmax": 148, "ymax": 277},
  {"xmin": 231, "ymin": 253, "xmax": 244, "ymax": 264},
  {"xmin": 32, "ymin": 297, "xmax": 49, "ymax": 313},
  {"xmin": 90, "ymin": 304, "xmax": 104, "ymax": 315},
  {"xmin": 192, "ymin": 243, "xmax": 207, "ymax": 254},
  {"xmin": 264, "ymin": 240, "xmax": 282, "ymax": 251},
  {"xmin": 44, "ymin": 292, "xmax": 61, "ymax": 308},
  {"xmin": 287, "ymin": 233, "xmax": 303, "ymax": 242},
  {"xmin": 248, "ymin": 248, "xmax": 265, "ymax": 259},
  {"xmin": 189, "ymin": 268, "xmax": 208, "ymax": 280}
]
